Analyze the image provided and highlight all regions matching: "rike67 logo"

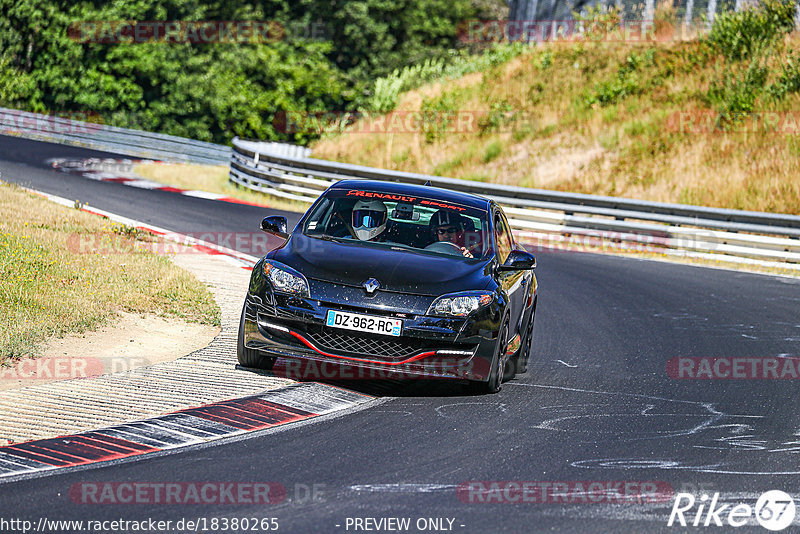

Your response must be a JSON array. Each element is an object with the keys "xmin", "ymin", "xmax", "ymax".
[{"xmin": 668, "ymin": 490, "xmax": 796, "ymax": 531}]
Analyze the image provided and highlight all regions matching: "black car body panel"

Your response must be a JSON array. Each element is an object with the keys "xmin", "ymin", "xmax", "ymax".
[
  {"xmin": 272, "ymin": 233, "xmax": 493, "ymax": 296},
  {"xmin": 240, "ymin": 179, "xmax": 538, "ymax": 383}
]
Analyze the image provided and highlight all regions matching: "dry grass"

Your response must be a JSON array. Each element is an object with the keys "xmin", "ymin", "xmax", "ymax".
[
  {"xmin": 0, "ymin": 182, "xmax": 220, "ymax": 362},
  {"xmin": 313, "ymin": 32, "xmax": 800, "ymax": 215},
  {"xmin": 133, "ymin": 162, "xmax": 308, "ymax": 213}
]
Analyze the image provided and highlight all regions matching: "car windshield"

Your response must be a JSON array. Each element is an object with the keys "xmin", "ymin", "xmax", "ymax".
[{"xmin": 302, "ymin": 189, "xmax": 491, "ymax": 260}]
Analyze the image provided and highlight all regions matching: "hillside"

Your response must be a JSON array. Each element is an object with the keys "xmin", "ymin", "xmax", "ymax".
[{"xmin": 312, "ymin": 3, "xmax": 800, "ymax": 214}]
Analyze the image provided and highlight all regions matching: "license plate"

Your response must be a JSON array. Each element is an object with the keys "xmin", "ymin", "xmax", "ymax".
[{"xmin": 326, "ymin": 310, "xmax": 402, "ymax": 337}]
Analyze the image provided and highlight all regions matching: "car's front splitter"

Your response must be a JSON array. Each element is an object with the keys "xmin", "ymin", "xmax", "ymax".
[{"xmin": 242, "ymin": 303, "xmax": 497, "ymax": 381}]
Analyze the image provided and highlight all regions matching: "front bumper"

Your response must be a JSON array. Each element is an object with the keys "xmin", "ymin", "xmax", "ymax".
[{"xmin": 241, "ymin": 278, "xmax": 502, "ymax": 381}]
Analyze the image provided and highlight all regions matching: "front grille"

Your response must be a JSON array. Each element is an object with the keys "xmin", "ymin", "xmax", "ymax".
[{"xmin": 307, "ymin": 330, "xmax": 429, "ymax": 361}]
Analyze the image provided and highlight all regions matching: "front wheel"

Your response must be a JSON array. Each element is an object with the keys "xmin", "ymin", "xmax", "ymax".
[
  {"xmin": 237, "ymin": 300, "xmax": 276, "ymax": 370},
  {"xmin": 469, "ymin": 322, "xmax": 508, "ymax": 394}
]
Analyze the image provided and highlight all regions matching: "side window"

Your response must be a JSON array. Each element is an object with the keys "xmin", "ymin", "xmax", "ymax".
[
  {"xmin": 494, "ymin": 212, "xmax": 513, "ymax": 264},
  {"xmin": 501, "ymin": 212, "xmax": 515, "ymax": 249}
]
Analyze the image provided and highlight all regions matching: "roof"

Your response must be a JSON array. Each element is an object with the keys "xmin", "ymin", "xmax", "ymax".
[{"xmin": 329, "ymin": 179, "xmax": 492, "ymax": 211}]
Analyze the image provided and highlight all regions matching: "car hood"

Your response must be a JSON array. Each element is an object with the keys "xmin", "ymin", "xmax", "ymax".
[{"xmin": 271, "ymin": 234, "xmax": 492, "ymax": 297}]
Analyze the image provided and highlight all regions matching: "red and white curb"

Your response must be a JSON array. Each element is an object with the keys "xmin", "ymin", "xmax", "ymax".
[
  {"xmin": 22, "ymin": 185, "xmax": 261, "ymax": 270},
  {"xmin": 0, "ymin": 383, "xmax": 371, "ymax": 479},
  {"xmin": 0, "ymin": 186, "xmax": 376, "ymax": 480},
  {"xmin": 47, "ymin": 157, "xmax": 272, "ymax": 209}
]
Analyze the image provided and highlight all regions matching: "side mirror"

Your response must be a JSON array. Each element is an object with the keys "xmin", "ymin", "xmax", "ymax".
[
  {"xmin": 499, "ymin": 249, "xmax": 536, "ymax": 271},
  {"xmin": 261, "ymin": 216, "xmax": 288, "ymax": 237}
]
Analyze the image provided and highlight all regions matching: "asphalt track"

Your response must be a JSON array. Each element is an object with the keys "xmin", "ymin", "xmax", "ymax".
[
  {"xmin": 0, "ymin": 135, "xmax": 302, "ymax": 235},
  {"xmin": 2, "ymin": 134, "xmax": 800, "ymax": 533}
]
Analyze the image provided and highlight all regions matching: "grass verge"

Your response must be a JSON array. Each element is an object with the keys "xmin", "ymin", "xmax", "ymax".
[{"xmin": 0, "ymin": 182, "xmax": 220, "ymax": 362}]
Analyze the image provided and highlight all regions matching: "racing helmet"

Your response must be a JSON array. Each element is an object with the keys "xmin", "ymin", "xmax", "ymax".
[
  {"xmin": 351, "ymin": 199, "xmax": 387, "ymax": 241},
  {"xmin": 430, "ymin": 209, "xmax": 464, "ymax": 233}
]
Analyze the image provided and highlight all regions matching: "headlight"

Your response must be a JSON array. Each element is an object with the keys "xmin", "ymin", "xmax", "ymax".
[
  {"xmin": 427, "ymin": 291, "xmax": 493, "ymax": 317},
  {"xmin": 262, "ymin": 261, "xmax": 309, "ymax": 297}
]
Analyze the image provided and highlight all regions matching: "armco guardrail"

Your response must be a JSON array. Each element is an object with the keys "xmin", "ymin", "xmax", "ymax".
[
  {"xmin": 0, "ymin": 107, "xmax": 230, "ymax": 165},
  {"xmin": 234, "ymin": 138, "xmax": 312, "ymax": 162},
  {"xmin": 230, "ymin": 137, "xmax": 800, "ymax": 265}
]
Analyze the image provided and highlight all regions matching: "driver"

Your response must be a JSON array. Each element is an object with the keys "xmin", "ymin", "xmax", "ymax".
[
  {"xmin": 351, "ymin": 199, "xmax": 388, "ymax": 241},
  {"xmin": 430, "ymin": 209, "xmax": 473, "ymax": 258}
]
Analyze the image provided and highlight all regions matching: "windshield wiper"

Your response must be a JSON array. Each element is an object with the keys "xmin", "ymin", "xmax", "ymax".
[{"xmin": 315, "ymin": 234, "xmax": 346, "ymax": 243}]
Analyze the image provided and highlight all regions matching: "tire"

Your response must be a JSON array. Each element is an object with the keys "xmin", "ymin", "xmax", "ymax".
[
  {"xmin": 515, "ymin": 304, "xmax": 536, "ymax": 375},
  {"xmin": 469, "ymin": 322, "xmax": 508, "ymax": 394},
  {"xmin": 504, "ymin": 350, "xmax": 518, "ymax": 381},
  {"xmin": 237, "ymin": 300, "xmax": 276, "ymax": 370}
]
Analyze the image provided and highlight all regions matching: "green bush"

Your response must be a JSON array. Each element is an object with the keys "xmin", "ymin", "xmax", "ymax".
[
  {"xmin": 768, "ymin": 53, "xmax": 800, "ymax": 100},
  {"xmin": 707, "ymin": 51, "xmax": 769, "ymax": 121},
  {"xmin": 584, "ymin": 50, "xmax": 655, "ymax": 107},
  {"xmin": 365, "ymin": 42, "xmax": 529, "ymax": 113},
  {"xmin": 370, "ymin": 75, "xmax": 407, "ymax": 115},
  {"xmin": 707, "ymin": 0, "xmax": 796, "ymax": 61},
  {"xmin": 587, "ymin": 75, "xmax": 642, "ymax": 107},
  {"xmin": 482, "ymin": 140, "xmax": 502, "ymax": 162},
  {"xmin": 537, "ymin": 50, "xmax": 553, "ymax": 70},
  {"xmin": 703, "ymin": 0, "xmax": 799, "ymax": 121},
  {"xmin": 572, "ymin": 5, "xmax": 622, "ymax": 42},
  {"xmin": 369, "ymin": 58, "xmax": 447, "ymax": 113},
  {"xmin": 420, "ymin": 91, "xmax": 459, "ymax": 143},
  {"xmin": 478, "ymin": 100, "xmax": 514, "ymax": 134}
]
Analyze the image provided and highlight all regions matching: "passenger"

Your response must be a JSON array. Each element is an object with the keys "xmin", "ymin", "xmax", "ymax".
[{"xmin": 430, "ymin": 209, "xmax": 473, "ymax": 258}]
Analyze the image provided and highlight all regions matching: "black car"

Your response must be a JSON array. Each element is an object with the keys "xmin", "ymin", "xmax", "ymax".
[{"xmin": 237, "ymin": 180, "xmax": 537, "ymax": 393}]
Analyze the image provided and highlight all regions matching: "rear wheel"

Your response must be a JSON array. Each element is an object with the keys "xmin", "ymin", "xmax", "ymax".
[
  {"xmin": 237, "ymin": 301, "xmax": 276, "ymax": 370},
  {"xmin": 469, "ymin": 322, "xmax": 508, "ymax": 394},
  {"xmin": 515, "ymin": 304, "xmax": 536, "ymax": 374}
]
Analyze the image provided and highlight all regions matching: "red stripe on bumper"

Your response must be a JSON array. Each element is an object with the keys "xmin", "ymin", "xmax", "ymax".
[{"xmin": 289, "ymin": 331, "xmax": 437, "ymax": 366}]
